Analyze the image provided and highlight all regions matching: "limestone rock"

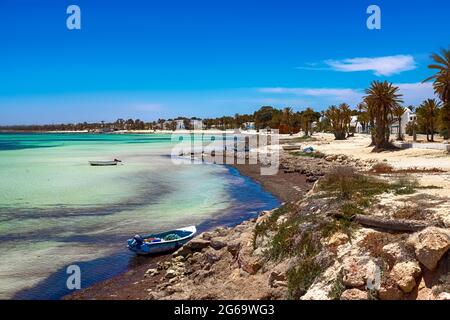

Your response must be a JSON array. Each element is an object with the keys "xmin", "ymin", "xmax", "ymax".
[
  {"xmin": 210, "ymin": 239, "xmax": 227, "ymax": 250},
  {"xmin": 165, "ymin": 269, "xmax": 178, "ymax": 279},
  {"xmin": 173, "ymin": 246, "xmax": 192, "ymax": 258},
  {"xmin": 201, "ymin": 232, "xmax": 213, "ymax": 240},
  {"xmin": 437, "ymin": 292, "xmax": 450, "ymax": 300},
  {"xmin": 187, "ymin": 239, "xmax": 211, "ymax": 251},
  {"xmin": 340, "ymin": 289, "xmax": 368, "ymax": 300},
  {"xmin": 382, "ymin": 242, "xmax": 413, "ymax": 263},
  {"xmin": 227, "ymin": 242, "xmax": 241, "ymax": 257},
  {"xmin": 409, "ymin": 227, "xmax": 450, "ymax": 270},
  {"xmin": 238, "ymin": 248, "xmax": 262, "ymax": 275},
  {"xmin": 378, "ymin": 283, "xmax": 404, "ymax": 300},
  {"xmin": 342, "ymin": 256, "xmax": 376, "ymax": 288},
  {"xmin": 144, "ymin": 268, "xmax": 159, "ymax": 278},
  {"xmin": 391, "ymin": 261, "xmax": 421, "ymax": 293}
]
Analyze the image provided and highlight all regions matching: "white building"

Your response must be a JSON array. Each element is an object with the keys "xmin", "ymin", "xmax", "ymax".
[
  {"xmin": 175, "ymin": 119, "xmax": 185, "ymax": 130},
  {"xmin": 390, "ymin": 107, "xmax": 416, "ymax": 136},
  {"xmin": 350, "ymin": 116, "xmax": 363, "ymax": 133},
  {"xmin": 190, "ymin": 119, "xmax": 204, "ymax": 130},
  {"xmin": 242, "ymin": 122, "xmax": 255, "ymax": 130}
]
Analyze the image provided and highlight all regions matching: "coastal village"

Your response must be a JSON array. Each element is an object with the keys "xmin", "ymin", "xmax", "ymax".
[{"xmin": 67, "ymin": 48, "xmax": 450, "ymax": 300}]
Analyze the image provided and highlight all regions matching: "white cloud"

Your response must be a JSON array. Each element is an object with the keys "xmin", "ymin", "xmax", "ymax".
[
  {"xmin": 394, "ymin": 82, "xmax": 435, "ymax": 105},
  {"xmin": 258, "ymin": 87, "xmax": 364, "ymax": 107},
  {"xmin": 259, "ymin": 87, "xmax": 362, "ymax": 98},
  {"xmin": 325, "ymin": 55, "xmax": 416, "ymax": 76}
]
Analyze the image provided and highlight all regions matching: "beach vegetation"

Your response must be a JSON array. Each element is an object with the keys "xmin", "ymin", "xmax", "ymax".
[
  {"xmin": 416, "ymin": 99, "xmax": 442, "ymax": 142},
  {"xmin": 364, "ymin": 81, "xmax": 404, "ymax": 152},
  {"xmin": 287, "ymin": 256, "xmax": 322, "ymax": 299},
  {"xmin": 325, "ymin": 103, "xmax": 352, "ymax": 140},
  {"xmin": 328, "ymin": 269, "xmax": 345, "ymax": 300},
  {"xmin": 252, "ymin": 204, "xmax": 292, "ymax": 249},
  {"xmin": 369, "ymin": 162, "xmax": 394, "ymax": 173}
]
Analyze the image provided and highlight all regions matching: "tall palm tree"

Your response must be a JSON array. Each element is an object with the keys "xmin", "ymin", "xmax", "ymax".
[
  {"xmin": 424, "ymin": 48, "xmax": 450, "ymax": 103},
  {"xmin": 364, "ymin": 81, "xmax": 403, "ymax": 151},
  {"xmin": 281, "ymin": 107, "xmax": 294, "ymax": 135},
  {"xmin": 392, "ymin": 105, "xmax": 406, "ymax": 141},
  {"xmin": 416, "ymin": 99, "xmax": 442, "ymax": 142},
  {"xmin": 424, "ymin": 48, "xmax": 450, "ymax": 138}
]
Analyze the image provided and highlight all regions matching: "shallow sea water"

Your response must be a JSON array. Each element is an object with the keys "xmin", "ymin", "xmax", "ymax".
[{"xmin": 0, "ymin": 133, "xmax": 279, "ymax": 299}]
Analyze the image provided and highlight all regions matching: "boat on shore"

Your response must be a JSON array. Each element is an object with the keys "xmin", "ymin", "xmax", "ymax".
[
  {"xmin": 89, "ymin": 159, "xmax": 122, "ymax": 166},
  {"xmin": 127, "ymin": 226, "xmax": 197, "ymax": 255},
  {"xmin": 282, "ymin": 144, "xmax": 301, "ymax": 151}
]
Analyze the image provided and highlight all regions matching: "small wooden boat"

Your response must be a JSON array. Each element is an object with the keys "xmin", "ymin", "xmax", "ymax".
[
  {"xmin": 282, "ymin": 144, "xmax": 301, "ymax": 151},
  {"xmin": 127, "ymin": 226, "xmax": 197, "ymax": 255},
  {"xmin": 89, "ymin": 159, "xmax": 122, "ymax": 166}
]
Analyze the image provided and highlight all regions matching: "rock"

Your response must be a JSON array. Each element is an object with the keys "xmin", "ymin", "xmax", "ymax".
[
  {"xmin": 205, "ymin": 252, "xmax": 220, "ymax": 264},
  {"xmin": 210, "ymin": 239, "xmax": 227, "ymax": 250},
  {"xmin": 272, "ymin": 280, "xmax": 287, "ymax": 288},
  {"xmin": 269, "ymin": 271, "xmax": 286, "ymax": 287},
  {"xmin": 172, "ymin": 255, "xmax": 185, "ymax": 263},
  {"xmin": 186, "ymin": 239, "xmax": 211, "ymax": 251},
  {"xmin": 144, "ymin": 268, "xmax": 159, "ymax": 278},
  {"xmin": 391, "ymin": 261, "xmax": 421, "ymax": 293},
  {"xmin": 238, "ymin": 250, "xmax": 262, "ymax": 275},
  {"xmin": 165, "ymin": 269, "xmax": 178, "ymax": 279},
  {"xmin": 227, "ymin": 242, "xmax": 241, "ymax": 257},
  {"xmin": 340, "ymin": 289, "xmax": 368, "ymax": 300},
  {"xmin": 409, "ymin": 227, "xmax": 450, "ymax": 270},
  {"xmin": 213, "ymin": 227, "xmax": 229, "ymax": 237},
  {"xmin": 378, "ymin": 283, "xmax": 404, "ymax": 300},
  {"xmin": 382, "ymin": 242, "xmax": 413, "ymax": 263},
  {"xmin": 201, "ymin": 232, "xmax": 213, "ymax": 240},
  {"xmin": 327, "ymin": 232, "xmax": 349, "ymax": 247},
  {"xmin": 173, "ymin": 246, "xmax": 192, "ymax": 258},
  {"xmin": 438, "ymin": 292, "xmax": 450, "ymax": 300},
  {"xmin": 342, "ymin": 256, "xmax": 375, "ymax": 288},
  {"xmin": 306, "ymin": 176, "xmax": 318, "ymax": 183}
]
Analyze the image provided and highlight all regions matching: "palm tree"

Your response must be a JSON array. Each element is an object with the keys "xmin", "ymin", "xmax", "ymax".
[
  {"xmin": 392, "ymin": 105, "xmax": 406, "ymax": 141},
  {"xmin": 416, "ymin": 99, "xmax": 442, "ymax": 142},
  {"xmin": 424, "ymin": 48, "xmax": 450, "ymax": 103},
  {"xmin": 281, "ymin": 107, "xmax": 294, "ymax": 135},
  {"xmin": 424, "ymin": 47, "xmax": 450, "ymax": 138},
  {"xmin": 364, "ymin": 81, "xmax": 403, "ymax": 151},
  {"xmin": 325, "ymin": 103, "xmax": 352, "ymax": 140},
  {"xmin": 300, "ymin": 107, "xmax": 318, "ymax": 136}
]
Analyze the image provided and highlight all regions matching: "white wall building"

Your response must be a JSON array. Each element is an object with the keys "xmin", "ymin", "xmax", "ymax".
[
  {"xmin": 243, "ymin": 122, "xmax": 255, "ymax": 130},
  {"xmin": 190, "ymin": 119, "xmax": 204, "ymax": 130},
  {"xmin": 350, "ymin": 115, "xmax": 363, "ymax": 133},
  {"xmin": 390, "ymin": 107, "xmax": 416, "ymax": 136}
]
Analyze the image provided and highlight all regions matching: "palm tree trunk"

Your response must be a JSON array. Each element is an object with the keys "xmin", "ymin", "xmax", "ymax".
[{"xmin": 397, "ymin": 119, "xmax": 402, "ymax": 140}]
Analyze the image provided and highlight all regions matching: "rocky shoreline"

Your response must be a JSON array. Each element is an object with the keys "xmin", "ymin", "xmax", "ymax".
[{"xmin": 66, "ymin": 149, "xmax": 450, "ymax": 300}]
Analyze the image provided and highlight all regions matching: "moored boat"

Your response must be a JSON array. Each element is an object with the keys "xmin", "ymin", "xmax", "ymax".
[
  {"xmin": 89, "ymin": 159, "xmax": 122, "ymax": 166},
  {"xmin": 282, "ymin": 144, "xmax": 301, "ymax": 151},
  {"xmin": 127, "ymin": 226, "xmax": 197, "ymax": 255}
]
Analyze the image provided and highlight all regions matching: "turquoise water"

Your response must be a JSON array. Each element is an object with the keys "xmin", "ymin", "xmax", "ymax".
[{"xmin": 0, "ymin": 133, "xmax": 279, "ymax": 299}]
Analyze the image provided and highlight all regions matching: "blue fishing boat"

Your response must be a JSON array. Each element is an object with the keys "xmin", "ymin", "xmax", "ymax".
[{"xmin": 127, "ymin": 226, "xmax": 197, "ymax": 255}]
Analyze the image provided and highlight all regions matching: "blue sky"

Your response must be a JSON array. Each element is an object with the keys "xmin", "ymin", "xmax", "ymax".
[{"xmin": 0, "ymin": 0, "xmax": 448, "ymax": 124}]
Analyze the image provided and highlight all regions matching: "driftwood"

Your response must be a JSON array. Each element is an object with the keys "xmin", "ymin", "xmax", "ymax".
[{"xmin": 329, "ymin": 211, "xmax": 431, "ymax": 233}]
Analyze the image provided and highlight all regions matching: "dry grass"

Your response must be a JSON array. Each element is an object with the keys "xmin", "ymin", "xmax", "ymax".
[
  {"xmin": 369, "ymin": 162, "xmax": 445, "ymax": 174},
  {"xmin": 370, "ymin": 162, "xmax": 394, "ymax": 173}
]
